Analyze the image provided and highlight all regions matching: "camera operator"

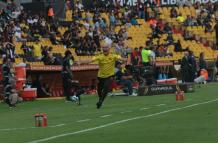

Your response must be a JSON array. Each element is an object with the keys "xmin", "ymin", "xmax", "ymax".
[{"xmin": 115, "ymin": 62, "xmax": 136, "ymax": 96}]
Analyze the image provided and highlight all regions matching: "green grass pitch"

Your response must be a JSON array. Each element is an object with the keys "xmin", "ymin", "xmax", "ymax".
[{"xmin": 1, "ymin": 83, "xmax": 218, "ymax": 143}]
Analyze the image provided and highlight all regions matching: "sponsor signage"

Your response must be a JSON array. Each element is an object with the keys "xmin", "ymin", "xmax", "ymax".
[
  {"xmin": 27, "ymin": 62, "xmax": 172, "ymax": 71},
  {"xmin": 138, "ymin": 83, "xmax": 195, "ymax": 96},
  {"xmin": 27, "ymin": 65, "xmax": 99, "ymax": 71},
  {"xmin": 102, "ymin": 0, "xmax": 217, "ymax": 7}
]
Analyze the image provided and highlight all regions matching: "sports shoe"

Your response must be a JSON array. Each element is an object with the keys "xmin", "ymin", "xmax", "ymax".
[
  {"xmin": 77, "ymin": 102, "xmax": 82, "ymax": 105},
  {"xmin": 129, "ymin": 93, "xmax": 137, "ymax": 96},
  {"xmin": 96, "ymin": 102, "xmax": 102, "ymax": 109}
]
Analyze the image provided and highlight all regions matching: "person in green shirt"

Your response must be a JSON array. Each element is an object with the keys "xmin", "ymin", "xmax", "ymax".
[{"xmin": 141, "ymin": 47, "xmax": 152, "ymax": 66}]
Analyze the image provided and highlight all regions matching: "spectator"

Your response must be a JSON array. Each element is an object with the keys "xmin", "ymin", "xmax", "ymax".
[
  {"xmin": 115, "ymin": 63, "xmax": 136, "ymax": 96},
  {"xmin": 21, "ymin": 42, "xmax": 34, "ymax": 61},
  {"xmin": 184, "ymin": 0, "xmax": 192, "ymax": 7},
  {"xmin": 4, "ymin": 78, "xmax": 23, "ymax": 107},
  {"xmin": 44, "ymin": 53, "xmax": 61, "ymax": 65},
  {"xmin": 170, "ymin": 7, "xmax": 178, "ymax": 18},
  {"xmin": 115, "ymin": 41, "xmax": 125, "ymax": 56},
  {"xmin": 0, "ymin": 44, "xmax": 6, "ymax": 58},
  {"xmin": 194, "ymin": 69, "xmax": 208, "ymax": 84},
  {"xmin": 2, "ymin": 58, "xmax": 13, "ymax": 87},
  {"xmin": 130, "ymin": 16, "xmax": 138, "ymax": 26},
  {"xmin": 199, "ymin": 52, "xmax": 207, "ymax": 70},
  {"xmin": 184, "ymin": 15, "xmax": 193, "ymax": 26},
  {"xmin": 166, "ymin": 32, "xmax": 174, "ymax": 44},
  {"xmin": 194, "ymin": 2, "xmax": 201, "ymax": 16},
  {"xmin": 33, "ymin": 41, "xmax": 42, "ymax": 60},
  {"xmin": 32, "ymin": 75, "xmax": 51, "ymax": 98},
  {"xmin": 205, "ymin": 22, "xmax": 213, "ymax": 33},
  {"xmin": 148, "ymin": 17, "xmax": 157, "ymax": 27},
  {"xmin": 75, "ymin": 0, "xmax": 84, "ymax": 12},
  {"xmin": 151, "ymin": 25, "xmax": 160, "ymax": 39},
  {"xmin": 4, "ymin": 42, "xmax": 16, "ymax": 62},
  {"xmin": 174, "ymin": 40, "xmax": 183, "ymax": 52},
  {"xmin": 176, "ymin": 13, "xmax": 185, "ymax": 23},
  {"xmin": 109, "ymin": 12, "xmax": 116, "ymax": 28},
  {"xmin": 177, "ymin": 0, "xmax": 185, "ymax": 7},
  {"xmin": 14, "ymin": 23, "xmax": 26, "ymax": 42},
  {"xmin": 25, "ymin": 75, "xmax": 32, "ymax": 88},
  {"xmin": 137, "ymin": 2, "xmax": 145, "ymax": 19},
  {"xmin": 163, "ymin": 22, "xmax": 172, "ymax": 34},
  {"xmin": 131, "ymin": 48, "xmax": 140, "ymax": 65},
  {"xmin": 41, "ymin": 83, "xmax": 52, "ymax": 97},
  {"xmin": 174, "ymin": 40, "xmax": 189, "ymax": 52},
  {"xmin": 183, "ymin": 30, "xmax": 194, "ymax": 40}
]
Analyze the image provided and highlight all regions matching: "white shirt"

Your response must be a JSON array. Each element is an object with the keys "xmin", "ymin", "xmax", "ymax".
[
  {"xmin": 76, "ymin": 3, "xmax": 84, "ymax": 10},
  {"xmin": 84, "ymin": 22, "xmax": 90, "ymax": 30},
  {"xmin": 27, "ymin": 19, "xmax": 34, "ymax": 24}
]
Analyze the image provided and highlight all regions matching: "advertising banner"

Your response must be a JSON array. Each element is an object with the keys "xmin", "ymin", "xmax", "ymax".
[
  {"xmin": 138, "ymin": 83, "xmax": 195, "ymax": 96},
  {"xmin": 83, "ymin": 0, "xmax": 218, "ymax": 8}
]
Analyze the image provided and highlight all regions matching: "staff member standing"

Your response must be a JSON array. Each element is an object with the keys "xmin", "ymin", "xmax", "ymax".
[
  {"xmin": 141, "ymin": 41, "xmax": 152, "ymax": 66},
  {"xmin": 62, "ymin": 50, "xmax": 82, "ymax": 105},
  {"xmin": 181, "ymin": 51, "xmax": 191, "ymax": 82},
  {"xmin": 62, "ymin": 50, "xmax": 74, "ymax": 101},
  {"xmin": 80, "ymin": 43, "xmax": 126, "ymax": 109}
]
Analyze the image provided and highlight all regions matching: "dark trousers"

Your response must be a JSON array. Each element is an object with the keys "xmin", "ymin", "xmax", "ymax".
[
  {"xmin": 62, "ymin": 72, "xmax": 72, "ymax": 100},
  {"xmin": 119, "ymin": 80, "xmax": 133, "ymax": 95},
  {"xmin": 3, "ymin": 77, "xmax": 9, "ymax": 87},
  {"xmin": 71, "ymin": 82, "xmax": 82, "ymax": 103},
  {"xmin": 142, "ymin": 62, "xmax": 150, "ymax": 67},
  {"xmin": 62, "ymin": 72, "xmax": 82, "ymax": 102},
  {"xmin": 97, "ymin": 76, "xmax": 113, "ymax": 103},
  {"xmin": 63, "ymin": 80, "xmax": 72, "ymax": 100}
]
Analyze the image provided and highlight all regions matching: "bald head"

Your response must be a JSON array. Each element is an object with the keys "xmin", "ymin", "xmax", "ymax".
[{"xmin": 102, "ymin": 46, "xmax": 110, "ymax": 55}]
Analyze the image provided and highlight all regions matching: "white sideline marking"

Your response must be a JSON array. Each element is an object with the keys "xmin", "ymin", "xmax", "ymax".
[
  {"xmin": 140, "ymin": 107, "xmax": 150, "ymax": 111},
  {"xmin": 27, "ymin": 98, "xmax": 218, "ymax": 143},
  {"xmin": 100, "ymin": 115, "xmax": 111, "ymax": 118},
  {"xmin": 49, "ymin": 124, "xmax": 66, "ymax": 128},
  {"xmin": 121, "ymin": 110, "xmax": 132, "ymax": 114},
  {"xmin": 0, "ymin": 124, "xmax": 66, "ymax": 131},
  {"xmin": 0, "ymin": 127, "xmax": 36, "ymax": 131},
  {"xmin": 77, "ymin": 119, "xmax": 91, "ymax": 123},
  {"xmin": 156, "ymin": 104, "xmax": 166, "ymax": 107}
]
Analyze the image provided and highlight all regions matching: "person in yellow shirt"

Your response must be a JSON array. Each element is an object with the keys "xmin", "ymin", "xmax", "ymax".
[
  {"xmin": 176, "ymin": 14, "xmax": 185, "ymax": 23},
  {"xmin": 33, "ymin": 41, "xmax": 42, "ymax": 60},
  {"xmin": 80, "ymin": 43, "xmax": 127, "ymax": 108}
]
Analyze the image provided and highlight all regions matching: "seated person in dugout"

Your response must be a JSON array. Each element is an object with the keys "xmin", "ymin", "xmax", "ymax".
[
  {"xmin": 115, "ymin": 62, "xmax": 136, "ymax": 96},
  {"xmin": 194, "ymin": 69, "xmax": 208, "ymax": 84},
  {"xmin": 4, "ymin": 78, "xmax": 23, "ymax": 107},
  {"xmin": 32, "ymin": 76, "xmax": 50, "ymax": 98}
]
